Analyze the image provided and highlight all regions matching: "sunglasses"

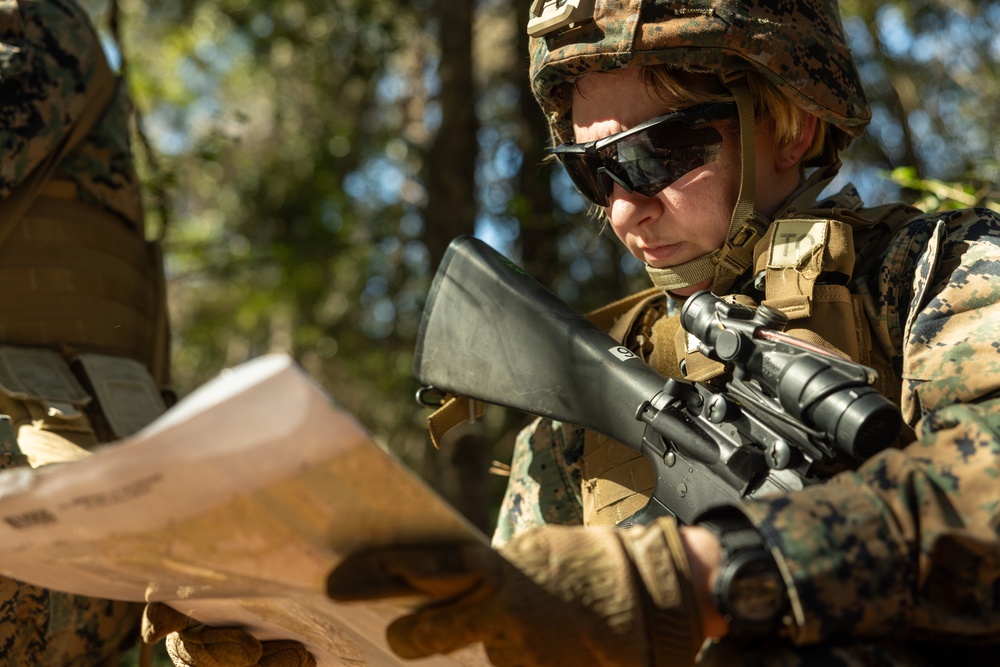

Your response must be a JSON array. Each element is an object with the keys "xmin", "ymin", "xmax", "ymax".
[{"xmin": 551, "ymin": 101, "xmax": 738, "ymax": 207}]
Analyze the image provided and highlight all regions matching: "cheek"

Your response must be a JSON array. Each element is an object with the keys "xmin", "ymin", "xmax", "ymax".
[
  {"xmin": 702, "ymin": 146, "xmax": 741, "ymax": 236},
  {"xmin": 605, "ymin": 208, "xmax": 633, "ymax": 246},
  {"xmin": 713, "ymin": 142, "xmax": 742, "ymax": 196}
]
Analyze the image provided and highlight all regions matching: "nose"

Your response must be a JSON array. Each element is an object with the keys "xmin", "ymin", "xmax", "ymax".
[{"xmin": 606, "ymin": 181, "xmax": 662, "ymax": 234}]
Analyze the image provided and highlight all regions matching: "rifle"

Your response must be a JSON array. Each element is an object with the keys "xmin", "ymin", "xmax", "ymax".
[{"xmin": 414, "ymin": 235, "xmax": 901, "ymax": 527}]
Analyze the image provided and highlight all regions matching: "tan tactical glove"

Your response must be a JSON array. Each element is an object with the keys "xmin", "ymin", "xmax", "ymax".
[
  {"xmin": 326, "ymin": 517, "xmax": 704, "ymax": 666},
  {"xmin": 141, "ymin": 602, "xmax": 316, "ymax": 667}
]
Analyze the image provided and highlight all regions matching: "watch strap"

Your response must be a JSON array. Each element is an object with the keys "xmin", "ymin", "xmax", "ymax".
[
  {"xmin": 699, "ymin": 511, "xmax": 788, "ymax": 641},
  {"xmin": 700, "ymin": 514, "xmax": 764, "ymax": 554}
]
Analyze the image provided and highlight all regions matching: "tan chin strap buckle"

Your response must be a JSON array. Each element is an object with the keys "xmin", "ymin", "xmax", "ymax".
[
  {"xmin": 646, "ymin": 214, "xmax": 768, "ymax": 296},
  {"xmin": 712, "ymin": 216, "xmax": 770, "ymax": 292}
]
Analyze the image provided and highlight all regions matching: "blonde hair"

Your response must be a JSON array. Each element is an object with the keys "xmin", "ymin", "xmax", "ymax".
[{"xmin": 643, "ymin": 66, "xmax": 828, "ymax": 163}]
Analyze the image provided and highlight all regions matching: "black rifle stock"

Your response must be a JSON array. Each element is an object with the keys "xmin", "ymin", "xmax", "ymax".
[{"xmin": 414, "ymin": 236, "xmax": 902, "ymax": 526}]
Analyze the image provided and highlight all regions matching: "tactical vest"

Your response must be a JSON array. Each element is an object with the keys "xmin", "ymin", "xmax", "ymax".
[
  {"xmin": 0, "ymin": 44, "xmax": 169, "ymax": 387},
  {"xmin": 581, "ymin": 204, "xmax": 919, "ymax": 527},
  {"xmin": 0, "ymin": 182, "xmax": 169, "ymax": 379}
]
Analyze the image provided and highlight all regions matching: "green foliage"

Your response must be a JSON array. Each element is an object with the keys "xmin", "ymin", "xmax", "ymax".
[
  {"xmin": 837, "ymin": 1, "xmax": 1000, "ymax": 203},
  {"xmin": 86, "ymin": 0, "xmax": 438, "ymax": 462},
  {"xmin": 889, "ymin": 166, "xmax": 1000, "ymax": 213}
]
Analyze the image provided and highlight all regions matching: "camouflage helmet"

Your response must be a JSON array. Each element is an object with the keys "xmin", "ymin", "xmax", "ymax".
[{"xmin": 528, "ymin": 0, "xmax": 869, "ymax": 149}]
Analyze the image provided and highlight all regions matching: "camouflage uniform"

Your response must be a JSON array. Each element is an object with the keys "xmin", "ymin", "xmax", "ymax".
[
  {"xmin": 493, "ymin": 182, "xmax": 1000, "ymax": 663},
  {"xmin": 1, "ymin": 0, "xmax": 144, "ymax": 226},
  {"xmin": 0, "ymin": 0, "xmax": 167, "ymax": 664},
  {"xmin": 496, "ymin": 0, "xmax": 1000, "ymax": 662},
  {"xmin": 491, "ymin": 418, "xmax": 585, "ymax": 547}
]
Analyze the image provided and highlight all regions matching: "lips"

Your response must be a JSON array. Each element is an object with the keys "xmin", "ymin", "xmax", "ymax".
[{"xmin": 639, "ymin": 241, "xmax": 685, "ymax": 267}]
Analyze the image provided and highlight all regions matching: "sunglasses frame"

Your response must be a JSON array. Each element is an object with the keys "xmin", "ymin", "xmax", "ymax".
[{"xmin": 551, "ymin": 101, "xmax": 739, "ymax": 207}]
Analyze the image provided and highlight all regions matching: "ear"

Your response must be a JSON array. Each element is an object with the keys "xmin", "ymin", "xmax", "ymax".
[{"xmin": 775, "ymin": 114, "xmax": 818, "ymax": 170}]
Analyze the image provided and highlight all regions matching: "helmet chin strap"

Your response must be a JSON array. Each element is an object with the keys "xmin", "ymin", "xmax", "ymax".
[{"xmin": 645, "ymin": 74, "xmax": 768, "ymax": 295}]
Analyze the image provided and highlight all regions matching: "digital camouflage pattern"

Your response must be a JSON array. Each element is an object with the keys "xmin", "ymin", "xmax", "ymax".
[
  {"xmin": 1, "ymin": 0, "xmax": 145, "ymax": 664},
  {"xmin": 0, "ymin": 0, "xmax": 143, "ymax": 228},
  {"xmin": 492, "ymin": 418, "xmax": 585, "ymax": 548},
  {"xmin": 0, "ymin": 431, "xmax": 141, "ymax": 667},
  {"xmin": 0, "ymin": 578, "xmax": 140, "ymax": 667},
  {"xmin": 735, "ymin": 204, "xmax": 1000, "ymax": 649},
  {"xmin": 529, "ymin": 0, "xmax": 868, "ymax": 148},
  {"xmin": 492, "ymin": 185, "xmax": 1000, "ymax": 663}
]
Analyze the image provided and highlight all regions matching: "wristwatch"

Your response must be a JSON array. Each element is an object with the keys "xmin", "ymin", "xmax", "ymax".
[{"xmin": 699, "ymin": 512, "xmax": 789, "ymax": 640}]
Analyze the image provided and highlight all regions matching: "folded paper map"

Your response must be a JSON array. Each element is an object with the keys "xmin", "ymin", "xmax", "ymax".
[{"xmin": 0, "ymin": 355, "xmax": 490, "ymax": 667}]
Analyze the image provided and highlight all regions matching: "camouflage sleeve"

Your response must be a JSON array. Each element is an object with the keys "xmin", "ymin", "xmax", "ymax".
[
  {"xmin": 737, "ymin": 208, "xmax": 1000, "ymax": 645},
  {"xmin": 0, "ymin": 0, "xmax": 143, "ymax": 227},
  {"xmin": 0, "ymin": 576, "xmax": 141, "ymax": 667},
  {"xmin": 0, "ymin": 427, "xmax": 141, "ymax": 666},
  {"xmin": 491, "ymin": 418, "xmax": 586, "ymax": 548}
]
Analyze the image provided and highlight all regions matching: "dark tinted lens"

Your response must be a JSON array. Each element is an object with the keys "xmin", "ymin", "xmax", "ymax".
[
  {"xmin": 603, "ymin": 126, "xmax": 723, "ymax": 198},
  {"xmin": 552, "ymin": 106, "xmax": 729, "ymax": 207},
  {"xmin": 557, "ymin": 151, "xmax": 611, "ymax": 206}
]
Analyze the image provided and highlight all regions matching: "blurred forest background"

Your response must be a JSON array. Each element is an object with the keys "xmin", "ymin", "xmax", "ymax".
[{"xmin": 78, "ymin": 0, "xmax": 1000, "ymax": 536}]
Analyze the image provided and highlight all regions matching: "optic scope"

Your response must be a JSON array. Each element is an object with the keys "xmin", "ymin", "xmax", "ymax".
[{"xmin": 681, "ymin": 291, "xmax": 901, "ymax": 461}]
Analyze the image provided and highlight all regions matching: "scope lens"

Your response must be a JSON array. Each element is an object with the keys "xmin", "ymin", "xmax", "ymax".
[
  {"xmin": 808, "ymin": 386, "xmax": 901, "ymax": 460},
  {"xmin": 680, "ymin": 291, "xmax": 721, "ymax": 346}
]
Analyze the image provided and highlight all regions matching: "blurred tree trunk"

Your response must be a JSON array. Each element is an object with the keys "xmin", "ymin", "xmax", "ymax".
[
  {"xmin": 513, "ymin": 0, "xmax": 560, "ymax": 288},
  {"xmin": 423, "ymin": 1, "xmax": 478, "ymax": 264},
  {"xmin": 421, "ymin": 0, "xmax": 492, "ymax": 532}
]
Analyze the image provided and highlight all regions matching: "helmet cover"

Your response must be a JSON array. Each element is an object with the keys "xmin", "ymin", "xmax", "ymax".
[{"xmin": 529, "ymin": 0, "xmax": 869, "ymax": 148}]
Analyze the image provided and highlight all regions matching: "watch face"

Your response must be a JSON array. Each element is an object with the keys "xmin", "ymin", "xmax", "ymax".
[
  {"xmin": 729, "ymin": 568, "xmax": 786, "ymax": 622},
  {"xmin": 725, "ymin": 551, "xmax": 787, "ymax": 623}
]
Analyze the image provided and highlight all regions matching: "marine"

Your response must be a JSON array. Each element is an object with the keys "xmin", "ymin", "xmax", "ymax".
[
  {"xmin": 1, "ymin": 0, "xmax": 170, "ymax": 664},
  {"xmin": 151, "ymin": 1, "xmax": 1000, "ymax": 665}
]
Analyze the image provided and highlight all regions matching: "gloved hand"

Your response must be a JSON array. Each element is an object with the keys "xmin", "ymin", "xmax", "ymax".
[
  {"xmin": 141, "ymin": 602, "xmax": 316, "ymax": 667},
  {"xmin": 326, "ymin": 517, "xmax": 705, "ymax": 667}
]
